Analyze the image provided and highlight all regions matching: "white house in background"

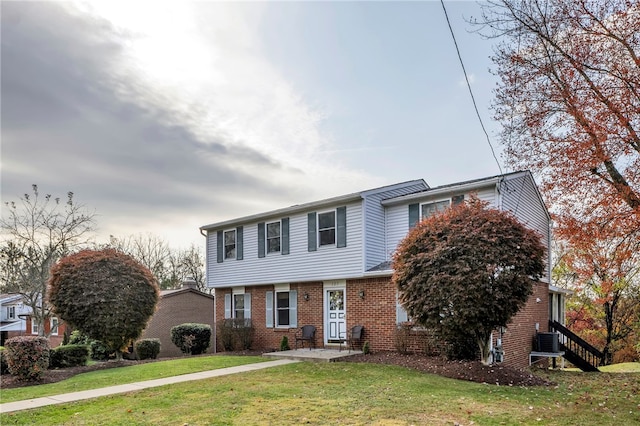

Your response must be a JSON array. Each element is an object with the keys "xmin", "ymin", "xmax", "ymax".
[{"xmin": 0, "ymin": 293, "xmax": 30, "ymax": 345}]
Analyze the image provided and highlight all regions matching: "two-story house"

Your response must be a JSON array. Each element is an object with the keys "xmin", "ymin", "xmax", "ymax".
[
  {"xmin": 201, "ymin": 171, "xmax": 569, "ymax": 368},
  {"xmin": 0, "ymin": 294, "xmax": 29, "ymax": 345}
]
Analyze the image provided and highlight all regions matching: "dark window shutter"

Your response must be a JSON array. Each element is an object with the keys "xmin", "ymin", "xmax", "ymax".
[
  {"xmin": 307, "ymin": 212, "xmax": 317, "ymax": 252},
  {"xmin": 282, "ymin": 217, "xmax": 290, "ymax": 255},
  {"xmin": 336, "ymin": 206, "xmax": 347, "ymax": 248},
  {"xmin": 216, "ymin": 231, "xmax": 223, "ymax": 263},
  {"xmin": 258, "ymin": 222, "xmax": 265, "ymax": 258},
  {"xmin": 452, "ymin": 194, "xmax": 465, "ymax": 205},
  {"xmin": 236, "ymin": 226, "xmax": 243, "ymax": 260},
  {"xmin": 408, "ymin": 203, "xmax": 419, "ymax": 229}
]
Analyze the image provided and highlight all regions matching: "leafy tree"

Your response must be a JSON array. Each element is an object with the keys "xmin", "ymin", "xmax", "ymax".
[
  {"xmin": 393, "ymin": 198, "xmax": 546, "ymax": 365},
  {"xmin": 106, "ymin": 234, "xmax": 205, "ymax": 290},
  {"xmin": 477, "ymin": 0, "xmax": 640, "ymax": 229},
  {"xmin": 561, "ymin": 219, "xmax": 639, "ymax": 364},
  {"xmin": 0, "ymin": 185, "xmax": 95, "ymax": 336},
  {"xmin": 477, "ymin": 0, "xmax": 640, "ymax": 365},
  {"xmin": 48, "ymin": 249, "xmax": 159, "ymax": 359}
]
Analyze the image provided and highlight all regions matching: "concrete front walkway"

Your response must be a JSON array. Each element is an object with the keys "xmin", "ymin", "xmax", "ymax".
[
  {"xmin": 0, "ymin": 358, "xmax": 298, "ymax": 414},
  {"xmin": 263, "ymin": 348, "xmax": 362, "ymax": 362}
]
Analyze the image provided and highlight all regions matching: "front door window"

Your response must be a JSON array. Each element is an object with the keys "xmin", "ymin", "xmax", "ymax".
[{"xmin": 326, "ymin": 289, "xmax": 346, "ymax": 343}]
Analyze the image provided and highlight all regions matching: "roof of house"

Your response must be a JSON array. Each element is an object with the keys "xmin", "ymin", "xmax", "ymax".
[
  {"xmin": 200, "ymin": 179, "xmax": 428, "ymax": 231},
  {"xmin": 159, "ymin": 287, "xmax": 214, "ymax": 300},
  {"xmin": 0, "ymin": 293, "xmax": 23, "ymax": 304}
]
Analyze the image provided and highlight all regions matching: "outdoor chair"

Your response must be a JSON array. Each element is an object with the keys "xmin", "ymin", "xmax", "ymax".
[
  {"xmin": 346, "ymin": 325, "xmax": 364, "ymax": 351},
  {"xmin": 295, "ymin": 325, "xmax": 316, "ymax": 350}
]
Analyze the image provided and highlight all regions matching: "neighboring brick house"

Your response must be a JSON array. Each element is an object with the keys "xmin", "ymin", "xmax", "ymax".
[
  {"xmin": 139, "ymin": 279, "xmax": 215, "ymax": 358},
  {"xmin": 25, "ymin": 314, "xmax": 67, "ymax": 348},
  {"xmin": 201, "ymin": 171, "xmax": 568, "ymax": 368}
]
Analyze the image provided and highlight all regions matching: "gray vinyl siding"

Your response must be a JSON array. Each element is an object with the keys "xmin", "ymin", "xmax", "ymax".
[
  {"xmin": 207, "ymin": 202, "xmax": 364, "ymax": 287},
  {"xmin": 500, "ymin": 174, "xmax": 551, "ymax": 282},
  {"xmin": 362, "ymin": 182, "xmax": 427, "ymax": 271},
  {"xmin": 385, "ymin": 186, "xmax": 498, "ymax": 259}
]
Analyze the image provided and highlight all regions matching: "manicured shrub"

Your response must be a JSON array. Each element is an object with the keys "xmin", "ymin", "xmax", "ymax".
[
  {"xmin": 5, "ymin": 336, "xmax": 50, "ymax": 381},
  {"xmin": 217, "ymin": 319, "xmax": 255, "ymax": 351},
  {"xmin": 49, "ymin": 344, "xmax": 90, "ymax": 369},
  {"xmin": 280, "ymin": 336, "xmax": 290, "ymax": 351},
  {"xmin": 90, "ymin": 340, "xmax": 112, "ymax": 361},
  {"xmin": 0, "ymin": 347, "xmax": 8, "ymax": 375},
  {"xmin": 68, "ymin": 330, "xmax": 90, "ymax": 345},
  {"xmin": 67, "ymin": 330, "xmax": 112, "ymax": 360},
  {"xmin": 171, "ymin": 323, "xmax": 212, "ymax": 355},
  {"xmin": 135, "ymin": 338, "xmax": 161, "ymax": 360},
  {"xmin": 362, "ymin": 341, "xmax": 370, "ymax": 355}
]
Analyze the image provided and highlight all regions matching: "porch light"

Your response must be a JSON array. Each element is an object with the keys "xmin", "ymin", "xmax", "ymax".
[
  {"xmin": 358, "ymin": 290, "xmax": 365, "ymax": 299},
  {"xmin": 303, "ymin": 292, "xmax": 309, "ymax": 301}
]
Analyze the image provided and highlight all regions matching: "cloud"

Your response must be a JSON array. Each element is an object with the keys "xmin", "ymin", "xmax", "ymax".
[{"xmin": 1, "ymin": 2, "xmax": 376, "ymax": 247}]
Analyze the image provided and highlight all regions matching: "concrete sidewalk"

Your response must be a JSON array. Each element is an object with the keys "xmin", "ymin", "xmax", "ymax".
[{"xmin": 0, "ymin": 358, "xmax": 298, "ymax": 414}]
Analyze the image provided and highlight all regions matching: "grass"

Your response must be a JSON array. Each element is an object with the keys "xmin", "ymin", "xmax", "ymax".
[
  {"xmin": 1, "ymin": 360, "xmax": 638, "ymax": 425},
  {"xmin": 0, "ymin": 355, "xmax": 266, "ymax": 403}
]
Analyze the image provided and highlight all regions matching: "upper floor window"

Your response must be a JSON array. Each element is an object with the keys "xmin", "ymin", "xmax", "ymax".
[
  {"xmin": 422, "ymin": 200, "xmax": 450, "ymax": 218},
  {"xmin": 224, "ymin": 230, "xmax": 236, "ymax": 259},
  {"xmin": 308, "ymin": 207, "xmax": 346, "ymax": 252},
  {"xmin": 267, "ymin": 221, "xmax": 281, "ymax": 253},
  {"xmin": 32, "ymin": 320, "xmax": 39, "ymax": 335},
  {"xmin": 318, "ymin": 211, "xmax": 336, "ymax": 246},
  {"xmin": 7, "ymin": 306, "xmax": 16, "ymax": 320}
]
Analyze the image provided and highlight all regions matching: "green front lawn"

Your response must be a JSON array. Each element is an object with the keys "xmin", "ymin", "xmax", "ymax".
[
  {"xmin": 1, "ymin": 359, "xmax": 638, "ymax": 425},
  {"xmin": 0, "ymin": 355, "xmax": 266, "ymax": 403}
]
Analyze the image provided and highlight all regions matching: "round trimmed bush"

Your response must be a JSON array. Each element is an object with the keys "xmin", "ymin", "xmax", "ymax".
[
  {"xmin": 135, "ymin": 338, "xmax": 161, "ymax": 360},
  {"xmin": 5, "ymin": 336, "xmax": 50, "ymax": 380},
  {"xmin": 171, "ymin": 323, "xmax": 211, "ymax": 355}
]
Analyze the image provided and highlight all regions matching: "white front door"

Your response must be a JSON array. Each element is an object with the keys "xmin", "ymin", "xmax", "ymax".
[{"xmin": 325, "ymin": 288, "xmax": 346, "ymax": 344}]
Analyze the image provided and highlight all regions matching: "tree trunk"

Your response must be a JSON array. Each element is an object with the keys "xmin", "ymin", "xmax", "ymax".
[{"xmin": 477, "ymin": 334, "xmax": 492, "ymax": 365}]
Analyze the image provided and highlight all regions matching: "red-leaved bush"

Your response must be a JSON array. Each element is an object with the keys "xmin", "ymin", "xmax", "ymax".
[{"xmin": 5, "ymin": 336, "xmax": 50, "ymax": 381}]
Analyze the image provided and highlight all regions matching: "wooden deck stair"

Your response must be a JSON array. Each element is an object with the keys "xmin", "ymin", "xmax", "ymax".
[{"xmin": 549, "ymin": 320, "xmax": 602, "ymax": 372}]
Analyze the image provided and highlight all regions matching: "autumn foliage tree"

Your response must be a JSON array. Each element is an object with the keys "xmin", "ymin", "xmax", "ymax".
[
  {"xmin": 562, "ymin": 219, "xmax": 639, "ymax": 363},
  {"xmin": 478, "ymin": 0, "xmax": 639, "ymax": 229},
  {"xmin": 48, "ymin": 249, "xmax": 159, "ymax": 358},
  {"xmin": 477, "ymin": 0, "xmax": 640, "ymax": 363},
  {"xmin": 393, "ymin": 198, "xmax": 546, "ymax": 365}
]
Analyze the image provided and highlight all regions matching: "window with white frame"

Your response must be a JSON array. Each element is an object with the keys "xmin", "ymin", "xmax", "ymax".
[
  {"xmin": 31, "ymin": 320, "xmax": 39, "ymax": 335},
  {"xmin": 50, "ymin": 317, "xmax": 59, "ymax": 336},
  {"xmin": 396, "ymin": 293, "xmax": 410, "ymax": 324},
  {"xmin": 233, "ymin": 294, "xmax": 245, "ymax": 319},
  {"xmin": 266, "ymin": 287, "xmax": 297, "ymax": 328},
  {"xmin": 422, "ymin": 200, "xmax": 451, "ymax": 218},
  {"xmin": 224, "ymin": 230, "xmax": 236, "ymax": 259},
  {"xmin": 318, "ymin": 211, "xmax": 336, "ymax": 246},
  {"xmin": 224, "ymin": 290, "xmax": 251, "ymax": 322},
  {"xmin": 7, "ymin": 306, "xmax": 16, "ymax": 320},
  {"xmin": 267, "ymin": 221, "xmax": 281, "ymax": 253}
]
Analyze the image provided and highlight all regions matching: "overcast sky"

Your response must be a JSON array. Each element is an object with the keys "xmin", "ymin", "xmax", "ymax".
[{"xmin": 1, "ymin": 1, "xmax": 505, "ymax": 250}]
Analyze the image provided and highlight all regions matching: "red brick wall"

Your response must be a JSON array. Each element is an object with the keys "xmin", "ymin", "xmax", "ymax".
[
  {"xmin": 25, "ymin": 317, "xmax": 67, "ymax": 348},
  {"xmin": 140, "ymin": 291, "xmax": 215, "ymax": 358},
  {"xmin": 214, "ymin": 277, "xmax": 549, "ymax": 368},
  {"xmin": 494, "ymin": 280, "xmax": 550, "ymax": 368}
]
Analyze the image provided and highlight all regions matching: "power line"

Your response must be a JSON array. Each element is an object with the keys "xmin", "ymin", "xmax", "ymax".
[{"xmin": 439, "ymin": 0, "xmax": 503, "ymax": 175}]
